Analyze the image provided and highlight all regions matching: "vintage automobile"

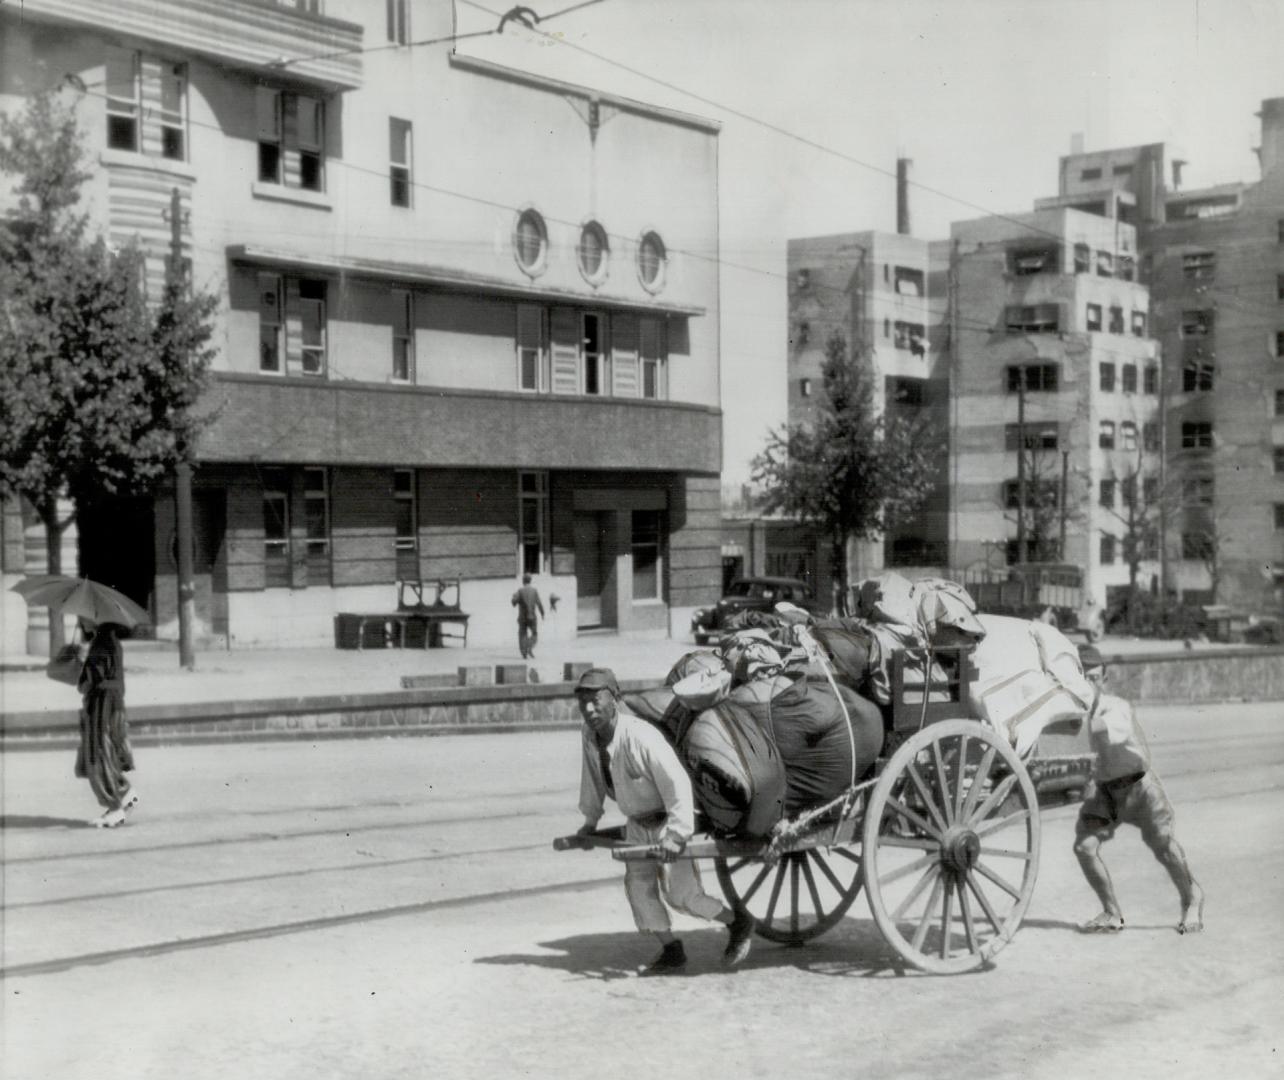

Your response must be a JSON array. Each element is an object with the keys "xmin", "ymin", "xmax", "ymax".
[{"xmin": 690, "ymin": 576, "xmax": 827, "ymax": 645}]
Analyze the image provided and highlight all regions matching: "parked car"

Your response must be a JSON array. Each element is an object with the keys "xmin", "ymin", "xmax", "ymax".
[{"xmin": 690, "ymin": 576, "xmax": 827, "ymax": 645}]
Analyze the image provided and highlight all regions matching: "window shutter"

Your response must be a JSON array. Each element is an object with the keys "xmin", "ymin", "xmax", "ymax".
[
  {"xmin": 281, "ymin": 94, "xmax": 301, "ymax": 188},
  {"xmin": 611, "ymin": 313, "xmax": 640, "ymax": 397},
  {"xmin": 284, "ymin": 277, "xmax": 304, "ymax": 372},
  {"xmin": 550, "ymin": 307, "xmax": 579, "ymax": 394},
  {"xmin": 138, "ymin": 57, "xmax": 164, "ymax": 156}
]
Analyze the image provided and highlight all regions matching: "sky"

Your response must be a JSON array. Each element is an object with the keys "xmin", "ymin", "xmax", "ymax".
[{"xmin": 452, "ymin": 0, "xmax": 1283, "ymax": 488}]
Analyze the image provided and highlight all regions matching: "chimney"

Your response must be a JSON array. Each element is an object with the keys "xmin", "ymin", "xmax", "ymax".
[
  {"xmin": 1070, "ymin": 132, "xmax": 1084, "ymax": 155},
  {"xmin": 1256, "ymin": 98, "xmax": 1284, "ymax": 179},
  {"xmin": 1171, "ymin": 159, "xmax": 1184, "ymax": 190},
  {"xmin": 896, "ymin": 157, "xmax": 911, "ymax": 236}
]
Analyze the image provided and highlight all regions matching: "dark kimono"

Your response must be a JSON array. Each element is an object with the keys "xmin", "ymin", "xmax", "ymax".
[{"xmin": 75, "ymin": 630, "xmax": 134, "ymax": 809}]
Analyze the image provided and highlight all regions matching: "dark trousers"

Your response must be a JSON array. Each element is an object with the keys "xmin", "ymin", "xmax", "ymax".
[{"xmin": 518, "ymin": 619, "xmax": 538, "ymax": 658}]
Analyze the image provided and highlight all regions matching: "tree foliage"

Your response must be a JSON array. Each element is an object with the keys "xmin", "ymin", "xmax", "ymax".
[
  {"xmin": 751, "ymin": 332, "xmax": 939, "ymax": 608},
  {"xmin": 0, "ymin": 91, "xmax": 217, "ymax": 568}
]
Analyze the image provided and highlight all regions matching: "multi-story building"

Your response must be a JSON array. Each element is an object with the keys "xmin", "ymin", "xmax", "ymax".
[
  {"xmin": 0, "ymin": 0, "xmax": 723, "ymax": 652},
  {"xmin": 1042, "ymin": 99, "xmax": 1284, "ymax": 614}
]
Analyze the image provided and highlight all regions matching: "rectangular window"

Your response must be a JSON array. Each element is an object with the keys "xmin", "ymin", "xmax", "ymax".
[
  {"xmin": 303, "ymin": 466, "xmax": 329, "ymax": 581},
  {"xmin": 582, "ymin": 312, "xmax": 607, "ymax": 395},
  {"xmin": 393, "ymin": 469, "xmax": 418, "ymax": 579},
  {"xmin": 387, "ymin": 0, "xmax": 409, "ymax": 44},
  {"xmin": 1277, "ymin": 504, "xmax": 1284, "ymax": 530},
  {"xmin": 1086, "ymin": 303, "xmax": 1102, "ymax": 331},
  {"xmin": 1121, "ymin": 475, "xmax": 1137, "ymax": 508},
  {"xmin": 391, "ymin": 289, "xmax": 413, "ymax": 382},
  {"xmin": 389, "ymin": 118, "xmax": 412, "ymax": 207},
  {"xmin": 1073, "ymin": 243, "xmax": 1091, "ymax": 273},
  {"xmin": 1183, "ymin": 251, "xmax": 1216, "ymax": 280},
  {"xmin": 1108, "ymin": 306, "xmax": 1125, "ymax": 334},
  {"xmin": 1143, "ymin": 476, "xmax": 1159, "ymax": 505},
  {"xmin": 1099, "ymin": 478, "xmax": 1115, "ymax": 507},
  {"xmin": 1099, "ymin": 363, "xmax": 1116, "ymax": 391},
  {"xmin": 1276, "ymin": 331, "xmax": 1284, "ymax": 358},
  {"xmin": 1182, "ymin": 475, "xmax": 1215, "ymax": 505},
  {"xmin": 1182, "ymin": 310, "xmax": 1213, "ymax": 336},
  {"xmin": 517, "ymin": 305, "xmax": 546, "ymax": 392},
  {"xmin": 256, "ymin": 87, "xmax": 282, "ymax": 183},
  {"xmin": 1275, "ymin": 447, "xmax": 1284, "ymax": 474},
  {"xmin": 888, "ymin": 376, "xmax": 925, "ymax": 407},
  {"xmin": 1276, "ymin": 389, "xmax": 1284, "ymax": 416},
  {"xmin": 258, "ymin": 273, "xmax": 283, "ymax": 373},
  {"xmin": 1279, "ymin": 220, "xmax": 1284, "ymax": 244},
  {"xmin": 1001, "ymin": 479, "xmax": 1060, "ymax": 510},
  {"xmin": 518, "ymin": 471, "xmax": 548, "ymax": 575},
  {"xmin": 1113, "ymin": 163, "xmax": 1134, "ymax": 176},
  {"xmin": 1100, "ymin": 534, "xmax": 1115, "ymax": 564},
  {"xmin": 106, "ymin": 49, "xmax": 140, "ymax": 151},
  {"xmin": 1121, "ymin": 421, "xmax": 1138, "ymax": 450},
  {"xmin": 1004, "ymin": 304, "xmax": 1059, "ymax": 334},
  {"xmin": 1143, "ymin": 422, "xmax": 1159, "ymax": 451},
  {"xmin": 883, "ymin": 318, "xmax": 890, "ymax": 338},
  {"xmin": 639, "ymin": 316, "xmax": 665, "ymax": 400},
  {"xmin": 1122, "ymin": 364, "xmax": 1138, "ymax": 393},
  {"xmin": 1142, "ymin": 530, "xmax": 1159, "ymax": 561},
  {"xmin": 159, "ymin": 63, "xmax": 187, "ymax": 161},
  {"xmin": 1004, "ymin": 422, "xmax": 1059, "ymax": 451},
  {"xmin": 295, "ymin": 95, "xmax": 324, "ymax": 191},
  {"xmin": 1144, "ymin": 364, "xmax": 1158, "ymax": 393},
  {"xmin": 800, "ymin": 377, "xmax": 812, "ymax": 398},
  {"xmin": 1117, "ymin": 254, "xmax": 1135, "ymax": 281},
  {"xmin": 1080, "ymin": 167, "xmax": 1102, "ymax": 181},
  {"xmin": 1131, "ymin": 310, "xmax": 1147, "ymax": 337},
  {"xmin": 893, "ymin": 320, "xmax": 926, "ymax": 354},
  {"xmin": 631, "ymin": 509, "xmax": 662, "ymax": 601},
  {"xmin": 1181, "ymin": 422, "xmax": 1213, "ymax": 449},
  {"xmin": 893, "ymin": 266, "xmax": 925, "ymax": 296},
  {"xmin": 1183, "ymin": 532, "xmax": 1213, "ymax": 559},
  {"xmin": 1099, "ymin": 421, "xmax": 1116, "ymax": 449},
  {"xmin": 1009, "ymin": 245, "xmax": 1059, "ymax": 275},
  {"xmin": 1183, "ymin": 361, "xmax": 1215, "ymax": 393},
  {"xmin": 1096, "ymin": 250, "xmax": 1114, "ymax": 277},
  {"xmin": 1006, "ymin": 364, "xmax": 1058, "ymax": 392},
  {"xmin": 262, "ymin": 468, "xmax": 291, "ymax": 587},
  {"xmin": 299, "ymin": 279, "xmax": 326, "ymax": 375}
]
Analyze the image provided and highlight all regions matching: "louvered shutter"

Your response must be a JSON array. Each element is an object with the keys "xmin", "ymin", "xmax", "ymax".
[
  {"xmin": 281, "ymin": 94, "xmax": 301, "ymax": 188},
  {"xmin": 284, "ymin": 277, "xmax": 304, "ymax": 373},
  {"xmin": 550, "ymin": 307, "xmax": 579, "ymax": 394},
  {"xmin": 612, "ymin": 314, "xmax": 640, "ymax": 397}
]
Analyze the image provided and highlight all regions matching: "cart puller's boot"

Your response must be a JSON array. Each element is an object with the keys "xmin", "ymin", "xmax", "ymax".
[
  {"xmin": 724, "ymin": 909, "xmax": 756, "ymax": 967},
  {"xmin": 639, "ymin": 940, "xmax": 687, "ymax": 976}
]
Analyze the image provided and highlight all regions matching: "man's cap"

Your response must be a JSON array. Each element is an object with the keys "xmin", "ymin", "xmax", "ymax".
[
  {"xmin": 574, "ymin": 667, "xmax": 620, "ymax": 696},
  {"xmin": 1077, "ymin": 644, "xmax": 1105, "ymax": 671}
]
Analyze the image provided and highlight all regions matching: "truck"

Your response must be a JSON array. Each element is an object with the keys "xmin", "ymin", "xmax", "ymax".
[{"xmin": 961, "ymin": 563, "xmax": 1104, "ymax": 643}]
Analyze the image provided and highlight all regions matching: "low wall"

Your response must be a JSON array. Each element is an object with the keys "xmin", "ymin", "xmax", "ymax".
[{"xmin": 3, "ymin": 648, "xmax": 1281, "ymax": 748}]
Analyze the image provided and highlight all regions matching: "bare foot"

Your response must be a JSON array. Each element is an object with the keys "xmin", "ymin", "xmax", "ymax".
[
  {"xmin": 1080, "ymin": 911, "xmax": 1124, "ymax": 933},
  {"xmin": 1177, "ymin": 885, "xmax": 1205, "ymax": 934}
]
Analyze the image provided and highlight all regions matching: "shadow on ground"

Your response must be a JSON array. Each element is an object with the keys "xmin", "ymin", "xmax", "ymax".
[
  {"xmin": 0, "ymin": 814, "xmax": 93, "ymax": 829},
  {"xmin": 475, "ymin": 918, "xmax": 918, "ymax": 980}
]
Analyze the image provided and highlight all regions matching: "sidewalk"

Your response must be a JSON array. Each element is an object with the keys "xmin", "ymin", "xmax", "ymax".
[
  {"xmin": 0, "ymin": 630, "xmax": 1256, "ymax": 718},
  {"xmin": 0, "ymin": 631, "xmax": 703, "ymax": 716}
]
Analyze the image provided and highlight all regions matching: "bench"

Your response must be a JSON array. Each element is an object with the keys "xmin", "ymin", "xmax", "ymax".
[{"xmin": 334, "ymin": 579, "xmax": 470, "ymax": 650}]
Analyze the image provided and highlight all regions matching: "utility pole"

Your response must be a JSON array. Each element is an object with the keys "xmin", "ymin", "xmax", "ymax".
[
  {"xmin": 1016, "ymin": 366, "xmax": 1028, "ymax": 564},
  {"xmin": 1059, "ymin": 449, "xmax": 1069, "ymax": 560},
  {"xmin": 165, "ymin": 186, "xmax": 196, "ymax": 670}
]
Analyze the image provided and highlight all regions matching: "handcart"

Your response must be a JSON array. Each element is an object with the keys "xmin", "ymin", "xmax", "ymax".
[{"xmin": 555, "ymin": 641, "xmax": 1046, "ymax": 975}]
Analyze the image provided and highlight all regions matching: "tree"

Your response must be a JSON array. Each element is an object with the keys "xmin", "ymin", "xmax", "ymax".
[
  {"xmin": 0, "ymin": 91, "xmax": 217, "ymax": 650},
  {"xmin": 751, "ymin": 331, "xmax": 938, "ymax": 612}
]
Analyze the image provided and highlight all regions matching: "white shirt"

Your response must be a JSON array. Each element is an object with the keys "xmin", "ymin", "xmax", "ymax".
[{"xmin": 579, "ymin": 707, "xmax": 696, "ymax": 843}]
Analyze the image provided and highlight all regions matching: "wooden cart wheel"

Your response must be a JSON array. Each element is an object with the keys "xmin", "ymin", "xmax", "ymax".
[
  {"xmin": 861, "ymin": 719, "xmax": 1040, "ymax": 974},
  {"xmin": 715, "ymin": 843, "xmax": 863, "ymax": 945}
]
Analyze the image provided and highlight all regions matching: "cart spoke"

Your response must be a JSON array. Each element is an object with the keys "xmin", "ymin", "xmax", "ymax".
[
  {"xmin": 957, "ymin": 878, "xmax": 978, "ymax": 953},
  {"xmin": 911, "ymin": 873, "xmax": 946, "ymax": 952},
  {"xmin": 975, "ymin": 806, "xmax": 1032, "ymax": 839},
  {"xmin": 726, "ymin": 858, "xmax": 752, "ymax": 875},
  {"xmin": 952, "ymin": 734, "xmax": 969, "ymax": 824},
  {"xmin": 879, "ymin": 851, "xmax": 937, "ymax": 888},
  {"xmin": 738, "ymin": 864, "xmax": 772, "ymax": 905},
  {"xmin": 884, "ymin": 796, "xmax": 943, "ymax": 841},
  {"xmin": 807, "ymin": 849, "xmax": 845, "ymax": 895},
  {"xmin": 905, "ymin": 762, "xmax": 949, "ymax": 834},
  {"xmin": 763, "ymin": 860, "xmax": 788, "ymax": 925},
  {"xmin": 965, "ymin": 871, "xmax": 1004, "ymax": 934},
  {"xmin": 940, "ymin": 879, "xmax": 954, "ymax": 960},
  {"xmin": 973, "ymin": 858, "xmax": 1022, "ymax": 900},
  {"xmin": 967, "ymin": 772, "xmax": 1019, "ymax": 828},
  {"xmin": 892, "ymin": 863, "xmax": 941, "ymax": 923},
  {"xmin": 831, "ymin": 846, "xmax": 862, "ymax": 865},
  {"xmin": 799, "ymin": 853, "xmax": 825, "ymax": 918},
  {"xmin": 790, "ymin": 857, "xmax": 801, "ymax": 935},
  {"xmin": 930, "ymin": 741, "xmax": 954, "ymax": 825},
  {"xmin": 960, "ymin": 745, "xmax": 998, "ymax": 822}
]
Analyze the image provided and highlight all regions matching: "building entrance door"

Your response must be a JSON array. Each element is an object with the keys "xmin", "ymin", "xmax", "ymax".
[{"xmin": 573, "ymin": 511, "xmax": 613, "ymax": 629}]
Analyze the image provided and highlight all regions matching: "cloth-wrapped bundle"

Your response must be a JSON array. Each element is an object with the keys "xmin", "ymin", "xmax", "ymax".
[
  {"xmin": 728, "ymin": 672, "xmax": 884, "ymax": 815},
  {"xmin": 676, "ymin": 699, "xmax": 786, "ymax": 837}
]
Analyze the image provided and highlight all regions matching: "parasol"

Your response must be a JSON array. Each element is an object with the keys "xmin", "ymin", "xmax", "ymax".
[{"xmin": 11, "ymin": 574, "xmax": 151, "ymax": 630}]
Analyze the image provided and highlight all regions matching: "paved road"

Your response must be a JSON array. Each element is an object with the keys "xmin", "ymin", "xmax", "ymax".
[{"xmin": 2, "ymin": 702, "xmax": 1281, "ymax": 1079}]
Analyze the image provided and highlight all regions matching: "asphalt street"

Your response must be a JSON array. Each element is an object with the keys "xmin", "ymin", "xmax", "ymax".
[{"xmin": 2, "ymin": 700, "xmax": 1281, "ymax": 1079}]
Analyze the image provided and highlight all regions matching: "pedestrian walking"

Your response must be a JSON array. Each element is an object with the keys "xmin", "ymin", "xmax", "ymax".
[
  {"xmin": 511, "ymin": 573, "xmax": 545, "ymax": 659},
  {"xmin": 1073, "ymin": 645, "xmax": 1204, "ymax": 934},
  {"xmin": 76, "ymin": 620, "xmax": 138, "ymax": 828},
  {"xmin": 574, "ymin": 667, "xmax": 755, "ymax": 975}
]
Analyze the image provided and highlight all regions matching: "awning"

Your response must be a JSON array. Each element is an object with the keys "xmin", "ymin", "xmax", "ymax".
[{"xmin": 227, "ymin": 244, "xmax": 706, "ymax": 318}]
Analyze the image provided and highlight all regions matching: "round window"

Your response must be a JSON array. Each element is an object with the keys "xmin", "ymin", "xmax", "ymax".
[
  {"xmin": 637, "ymin": 231, "xmax": 666, "ymax": 290},
  {"xmin": 577, "ymin": 222, "xmax": 609, "ymax": 282},
  {"xmin": 513, "ymin": 210, "xmax": 547, "ymax": 274}
]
